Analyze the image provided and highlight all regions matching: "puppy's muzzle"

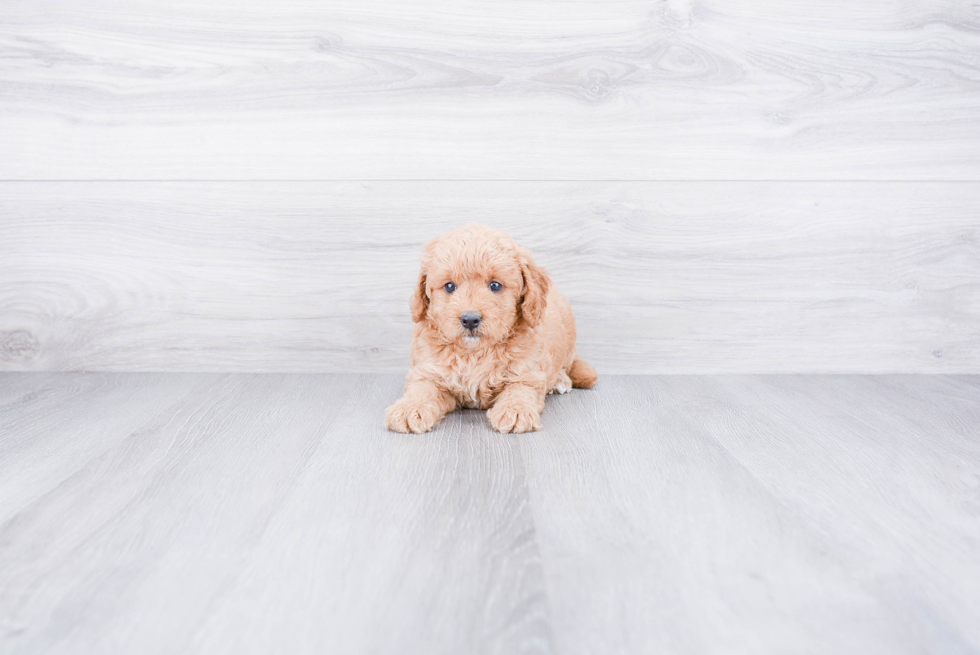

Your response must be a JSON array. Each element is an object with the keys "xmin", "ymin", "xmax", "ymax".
[{"xmin": 460, "ymin": 311, "xmax": 482, "ymax": 332}]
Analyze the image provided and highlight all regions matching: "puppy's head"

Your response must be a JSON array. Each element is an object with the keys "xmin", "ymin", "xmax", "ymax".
[{"xmin": 411, "ymin": 224, "xmax": 550, "ymax": 348}]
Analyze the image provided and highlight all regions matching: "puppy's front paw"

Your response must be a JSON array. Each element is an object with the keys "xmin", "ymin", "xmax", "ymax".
[
  {"xmin": 385, "ymin": 398, "xmax": 444, "ymax": 434},
  {"xmin": 487, "ymin": 400, "xmax": 541, "ymax": 434}
]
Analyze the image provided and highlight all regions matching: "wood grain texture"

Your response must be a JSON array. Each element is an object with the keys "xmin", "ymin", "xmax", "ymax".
[
  {"xmin": 2, "ymin": 181, "xmax": 978, "ymax": 373},
  {"xmin": 0, "ymin": 373, "xmax": 553, "ymax": 655},
  {"xmin": 1, "ymin": 0, "xmax": 979, "ymax": 179},
  {"xmin": 1, "ymin": 373, "xmax": 978, "ymax": 654},
  {"xmin": 522, "ymin": 374, "xmax": 980, "ymax": 654}
]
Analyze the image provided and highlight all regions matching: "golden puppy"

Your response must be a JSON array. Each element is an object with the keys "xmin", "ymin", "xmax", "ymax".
[{"xmin": 385, "ymin": 223, "xmax": 597, "ymax": 434}]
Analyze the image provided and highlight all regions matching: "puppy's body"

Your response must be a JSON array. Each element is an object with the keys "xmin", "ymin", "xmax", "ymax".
[
  {"xmin": 386, "ymin": 224, "xmax": 596, "ymax": 434},
  {"xmin": 410, "ymin": 282, "xmax": 577, "ymax": 410}
]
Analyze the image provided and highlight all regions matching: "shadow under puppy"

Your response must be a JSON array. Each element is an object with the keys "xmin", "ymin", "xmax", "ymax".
[{"xmin": 385, "ymin": 223, "xmax": 597, "ymax": 434}]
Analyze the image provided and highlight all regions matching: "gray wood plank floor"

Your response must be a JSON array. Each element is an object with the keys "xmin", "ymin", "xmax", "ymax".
[{"xmin": 1, "ymin": 374, "xmax": 978, "ymax": 654}]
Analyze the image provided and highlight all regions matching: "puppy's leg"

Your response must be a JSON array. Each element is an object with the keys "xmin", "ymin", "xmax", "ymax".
[
  {"xmin": 487, "ymin": 383, "xmax": 545, "ymax": 434},
  {"xmin": 385, "ymin": 380, "xmax": 457, "ymax": 433}
]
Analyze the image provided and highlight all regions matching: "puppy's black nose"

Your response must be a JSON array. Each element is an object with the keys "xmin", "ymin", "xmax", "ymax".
[{"xmin": 460, "ymin": 312, "xmax": 482, "ymax": 331}]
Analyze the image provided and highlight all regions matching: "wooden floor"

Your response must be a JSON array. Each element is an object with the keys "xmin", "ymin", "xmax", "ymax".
[{"xmin": 1, "ymin": 373, "xmax": 978, "ymax": 654}]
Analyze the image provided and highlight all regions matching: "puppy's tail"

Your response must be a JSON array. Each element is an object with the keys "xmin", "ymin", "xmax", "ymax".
[{"xmin": 568, "ymin": 358, "xmax": 598, "ymax": 389}]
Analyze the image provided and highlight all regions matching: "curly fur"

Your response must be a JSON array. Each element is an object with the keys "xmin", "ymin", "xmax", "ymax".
[{"xmin": 385, "ymin": 223, "xmax": 597, "ymax": 434}]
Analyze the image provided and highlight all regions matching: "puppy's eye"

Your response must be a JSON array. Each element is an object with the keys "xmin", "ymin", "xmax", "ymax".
[
  {"xmin": 444, "ymin": 282, "xmax": 456, "ymax": 294},
  {"xmin": 488, "ymin": 281, "xmax": 503, "ymax": 293}
]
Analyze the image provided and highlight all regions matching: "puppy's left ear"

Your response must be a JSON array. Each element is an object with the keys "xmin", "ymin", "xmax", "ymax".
[{"xmin": 519, "ymin": 247, "xmax": 551, "ymax": 328}]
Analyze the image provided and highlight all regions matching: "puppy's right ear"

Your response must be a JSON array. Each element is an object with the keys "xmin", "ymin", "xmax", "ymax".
[{"xmin": 410, "ymin": 270, "xmax": 428, "ymax": 323}]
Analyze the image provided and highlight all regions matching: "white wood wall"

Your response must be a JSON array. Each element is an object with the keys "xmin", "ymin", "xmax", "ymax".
[{"xmin": 1, "ymin": 0, "xmax": 978, "ymax": 372}]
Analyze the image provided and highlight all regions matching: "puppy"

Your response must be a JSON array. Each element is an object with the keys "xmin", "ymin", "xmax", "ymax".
[{"xmin": 385, "ymin": 223, "xmax": 597, "ymax": 434}]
